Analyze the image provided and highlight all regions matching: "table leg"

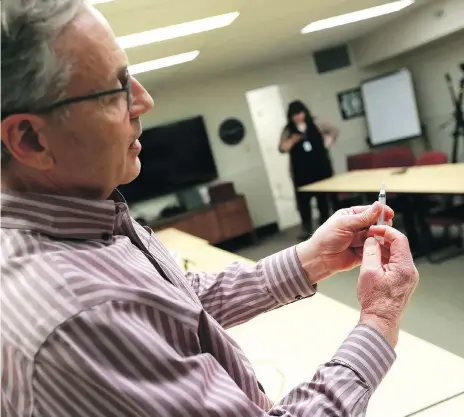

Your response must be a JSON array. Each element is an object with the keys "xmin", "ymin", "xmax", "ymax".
[{"xmin": 401, "ymin": 195, "xmax": 422, "ymax": 255}]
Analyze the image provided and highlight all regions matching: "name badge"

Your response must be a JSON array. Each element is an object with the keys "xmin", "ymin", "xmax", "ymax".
[{"xmin": 303, "ymin": 141, "xmax": 312, "ymax": 152}]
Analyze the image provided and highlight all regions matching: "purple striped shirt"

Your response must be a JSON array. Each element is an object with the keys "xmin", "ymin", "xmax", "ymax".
[{"xmin": 1, "ymin": 190, "xmax": 395, "ymax": 416}]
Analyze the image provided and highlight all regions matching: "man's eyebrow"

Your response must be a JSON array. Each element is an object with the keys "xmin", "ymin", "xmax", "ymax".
[
  {"xmin": 116, "ymin": 65, "xmax": 129, "ymax": 79},
  {"xmin": 103, "ymin": 65, "xmax": 128, "ymax": 85}
]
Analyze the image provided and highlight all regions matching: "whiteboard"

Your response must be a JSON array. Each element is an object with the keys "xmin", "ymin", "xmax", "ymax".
[{"xmin": 361, "ymin": 68, "xmax": 422, "ymax": 146}]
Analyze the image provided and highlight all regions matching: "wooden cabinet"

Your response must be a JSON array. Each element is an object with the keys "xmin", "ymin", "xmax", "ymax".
[
  {"xmin": 215, "ymin": 197, "xmax": 253, "ymax": 241},
  {"xmin": 151, "ymin": 195, "xmax": 254, "ymax": 244},
  {"xmin": 170, "ymin": 209, "xmax": 223, "ymax": 244}
]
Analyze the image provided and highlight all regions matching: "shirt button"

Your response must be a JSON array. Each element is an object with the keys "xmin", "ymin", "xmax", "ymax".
[
  {"xmin": 115, "ymin": 204, "xmax": 127, "ymax": 214},
  {"xmin": 101, "ymin": 232, "xmax": 111, "ymax": 241}
]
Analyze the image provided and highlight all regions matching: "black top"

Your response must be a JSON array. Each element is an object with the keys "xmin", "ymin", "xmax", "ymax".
[{"xmin": 286, "ymin": 119, "xmax": 333, "ymax": 187}]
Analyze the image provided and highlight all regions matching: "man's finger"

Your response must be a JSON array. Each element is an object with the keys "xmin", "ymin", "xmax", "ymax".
[
  {"xmin": 351, "ymin": 230, "xmax": 368, "ymax": 247},
  {"xmin": 348, "ymin": 204, "xmax": 394, "ymax": 221},
  {"xmin": 360, "ymin": 237, "xmax": 382, "ymax": 274},
  {"xmin": 341, "ymin": 202, "xmax": 383, "ymax": 231},
  {"xmin": 354, "ymin": 244, "xmax": 390, "ymax": 263},
  {"xmin": 368, "ymin": 225, "xmax": 408, "ymax": 245},
  {"xmin": 368, "ymin": 225, "xmax": 412, "ymax": 257}
]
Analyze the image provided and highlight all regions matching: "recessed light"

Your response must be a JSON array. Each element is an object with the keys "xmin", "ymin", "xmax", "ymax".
[
  {"xmin": 301, "ymin": 0, "xmax": 415, "ymax": 33},
  {"xmin": 117, "ymin": 12, "xmax": 239, "ymax": 49},
  {"xmin": 129, "ymin": 51, "xmax": 200, "ymax": 75}
]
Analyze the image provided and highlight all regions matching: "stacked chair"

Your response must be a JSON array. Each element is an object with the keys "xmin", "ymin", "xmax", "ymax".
[{"xmin": 413, "ymin": 151, "xmax": 464, "ymax": 263}]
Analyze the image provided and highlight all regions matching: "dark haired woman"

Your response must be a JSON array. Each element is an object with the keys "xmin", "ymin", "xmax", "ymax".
[{"xmin": 279, "ymin": 100, "xmax": 339, "ymax": 239}]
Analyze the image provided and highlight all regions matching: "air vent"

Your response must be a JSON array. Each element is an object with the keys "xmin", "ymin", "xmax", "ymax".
[{"xmin": 313, "ymin": 44, "xmax": 351, "ymax": 74}]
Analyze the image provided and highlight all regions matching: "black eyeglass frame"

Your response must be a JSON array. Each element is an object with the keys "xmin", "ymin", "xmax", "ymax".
[{"xmin": 1, "ymin": 75, "xmax": 132, "ymax": 120}]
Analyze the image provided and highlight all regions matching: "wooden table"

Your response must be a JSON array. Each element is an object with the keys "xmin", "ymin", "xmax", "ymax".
[
  {"xmin": 156, "ymin": 228, "xmax": 253, "ymax": 272},
  {"xmin": 176, "ymin": 244, "xmax": 254, "ymax": 272},
  {"xmin": 227, "ymin": 295, "xmax": 464, "ymax": 417},
  {"xmin": 158, "ymin": 229, "xmax": 464, "ymax": 417},
  {"xmin": 299, "ymin": 163, "xmax": 464, "ymax": 194},
  {"xmin": 156, "ymin": 228, "xmax": 209, "ymax": 251},
  {"xmin": 299, "ymin": 163, "xmax": 464, "ymax": 258}
]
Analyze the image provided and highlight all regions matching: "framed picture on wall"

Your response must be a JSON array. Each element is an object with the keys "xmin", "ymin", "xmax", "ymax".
[{"xmin": 337, "ymin": 88, "xmax": 365, "ymax": 120}]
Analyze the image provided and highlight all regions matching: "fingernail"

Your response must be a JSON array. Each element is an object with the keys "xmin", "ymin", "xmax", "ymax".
[
  {"xmin": 365, "ymin": 237, "xmax": 377, "ymax": 246},
  {"xmin": 375, "ymin": 235, "xmax": 384, "ymax": 245}
]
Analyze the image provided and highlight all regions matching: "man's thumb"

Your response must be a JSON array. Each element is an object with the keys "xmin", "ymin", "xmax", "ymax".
[
  {"xmin": 361, "ymin": 237, "xmax": 381, "ymax": 272},
  {"xmin": 346, "ymin": 203, "xmax": 381, "ymax": 230}
]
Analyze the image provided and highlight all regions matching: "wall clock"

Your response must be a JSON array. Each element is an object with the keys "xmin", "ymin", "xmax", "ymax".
[{"xmin": 219, "ymin": 118, "xmax": 245, "ymax": 145}]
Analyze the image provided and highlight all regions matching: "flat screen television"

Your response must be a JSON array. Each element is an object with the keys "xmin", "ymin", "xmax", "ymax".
[{"xmin": 118, "ymin": 116, "xmax": 218, "ymax": 203}]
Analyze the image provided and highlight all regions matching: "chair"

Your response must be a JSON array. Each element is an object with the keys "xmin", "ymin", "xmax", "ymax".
[
  {"xmin": 414, "ymin": 151, "xmax": 449, "ymax": 210},
  {"xmin": 414, "ymin": 151, "xmax": 461, "ymax": 262},
  {"xmin": 415, "ymin": 151, "xmax": 448, "ymax": 166},
  {"xmin": 336, "ymin": 153, "xmax": 376, "ymax": 210},
  {"xmin": 347, "ymin": 152, "xmax": 376, "ymax": 171},
  {"xmin": 419, "ymin": 203, "xmax": 464, "ymax": 263},
  {"xmin": 372, "ymin": 147, "xmax": 416, "ymax": 168}
]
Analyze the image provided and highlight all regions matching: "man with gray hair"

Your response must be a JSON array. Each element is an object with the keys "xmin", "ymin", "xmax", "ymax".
[{"xmin": 1, "ymin": 1, "xmax": 419, "ymax": 416}]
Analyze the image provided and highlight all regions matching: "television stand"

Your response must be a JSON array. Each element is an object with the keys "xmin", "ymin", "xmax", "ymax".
[
  {"xmin": 160, "ymin": 205, "xmax": 187, "ymax": 218},
  {"xmin": 150, "ymin": 195, "xmax": 255, "ymax": 245}
]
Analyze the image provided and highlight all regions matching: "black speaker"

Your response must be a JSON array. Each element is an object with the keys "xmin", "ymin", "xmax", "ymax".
[{"xmin": 313, "ymin": 44, "xmax": 351, "ymax": 74}]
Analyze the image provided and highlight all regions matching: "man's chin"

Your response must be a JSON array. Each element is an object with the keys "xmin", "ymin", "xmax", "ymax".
[{"xmin": 120, "ymin": 158, "xmax": 141, "ymax": 185}]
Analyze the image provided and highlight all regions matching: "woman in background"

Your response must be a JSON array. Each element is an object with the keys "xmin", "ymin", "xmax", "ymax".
[{"xmin": 279, "ymin": 100, "xmax": 339, "ymax": 239}]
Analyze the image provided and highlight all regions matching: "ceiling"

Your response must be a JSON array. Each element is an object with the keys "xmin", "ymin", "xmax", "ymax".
[{"xmin": 96, "ymin": 0, "xmax": 431, "ymax": 89}]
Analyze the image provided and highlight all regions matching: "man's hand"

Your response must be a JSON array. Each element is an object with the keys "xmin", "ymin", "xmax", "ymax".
[
  {"xmin": 296, "ymin": 202, "xmax": 394, "ymax": 283},
  {"xmin": 358, "ymin": 226, "xmax": 419, "ymax": 348}
]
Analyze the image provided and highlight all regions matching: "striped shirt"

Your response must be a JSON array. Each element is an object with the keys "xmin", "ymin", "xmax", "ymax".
[{"xmin": 1, "ymin": 190, "xmax": 396, "ymax": 417}]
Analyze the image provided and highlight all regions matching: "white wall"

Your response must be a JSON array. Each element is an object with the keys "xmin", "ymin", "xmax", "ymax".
[
  {"xmin": 352, "ymin": 0, "xmax": 464, "ymax": 67},
  {"xmin": 134, "ymin": 30, "xmax": 463, "ymax": 229}
]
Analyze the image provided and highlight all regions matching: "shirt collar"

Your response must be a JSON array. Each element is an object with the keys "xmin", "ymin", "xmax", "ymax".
[{"xmin": 1, "ymin": 189, "xmax": 129, "ymax": 241}]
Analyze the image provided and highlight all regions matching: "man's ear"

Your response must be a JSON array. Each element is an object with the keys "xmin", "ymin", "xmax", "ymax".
[{"xmin": 1, "ymin": 114, "xmax": 55, "ymax": 170}]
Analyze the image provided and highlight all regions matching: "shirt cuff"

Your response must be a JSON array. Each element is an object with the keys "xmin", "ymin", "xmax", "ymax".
[
  {"xmin": 333, "ymin": 324, "xmax": 397, "ymax": 391},
  {"xmin": 261, "ymin": 246, "xmax": 317, "ymax": 306}
]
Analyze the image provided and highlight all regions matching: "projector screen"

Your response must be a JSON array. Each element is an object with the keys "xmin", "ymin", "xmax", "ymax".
[{"xmin": 361, "ymin": 68, "xmax": 422, "ymax": 146}]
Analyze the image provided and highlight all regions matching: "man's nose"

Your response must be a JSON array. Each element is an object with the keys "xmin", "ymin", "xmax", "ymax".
[{"xmin": 130, "ymin": 77, "xmax": 154, "ymax": 118}]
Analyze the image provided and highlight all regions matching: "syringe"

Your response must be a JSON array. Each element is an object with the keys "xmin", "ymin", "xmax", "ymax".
[{"xmin": 377, "ymin": 183, "xmax": 386, "ymax": 226}]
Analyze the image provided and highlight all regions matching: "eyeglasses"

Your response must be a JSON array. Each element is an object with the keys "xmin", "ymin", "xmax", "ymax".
[{"xmin": 1, "ymin": 73, "xmax": 132, "ymax": 120}]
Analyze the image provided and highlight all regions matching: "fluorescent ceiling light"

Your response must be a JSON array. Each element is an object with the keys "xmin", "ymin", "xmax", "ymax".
[
  {"xmin": 117, "ymin": 12, "xmax": 239, "ymax": 49},
  {"xmin": 129, "ymin": 51, "xmax": 200, "ymax": 75},
  {"xmin": 301, "ymin": 0, "xmax": 414, "ymax": 33}
]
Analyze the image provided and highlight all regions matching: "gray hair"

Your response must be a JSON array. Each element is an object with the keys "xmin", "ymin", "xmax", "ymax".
[{"xmin": 1, "ymin": 0, "xmax": 86, "ymax": 160}]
